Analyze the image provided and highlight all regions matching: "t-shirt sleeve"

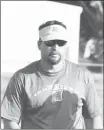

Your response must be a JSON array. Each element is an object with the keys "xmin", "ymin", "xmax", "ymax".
[
  {"xmin": 1, "ymin": 72, "xmax": 24, "ymax": 124},
  {"xmin": 83, "ymin": 69, "xmax": 102, "ymax": 118}
]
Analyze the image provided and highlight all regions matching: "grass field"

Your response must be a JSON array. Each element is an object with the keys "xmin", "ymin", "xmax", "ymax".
[{"xmin": 1, "ymin": 72, "xmax": 103, "ymax": 128}]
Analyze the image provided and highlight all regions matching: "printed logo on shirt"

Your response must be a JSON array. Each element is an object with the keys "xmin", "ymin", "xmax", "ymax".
[
  {"xmin": 33, "ymin": 83, "xmax": 82, "ymax": 101},
  {"xmin": 32, "ymin": 83, "xmax": 83, "ymax": 109},
  {"xmin": 52, "ymin": 89, "xmax": 63, "ymax": 102}
]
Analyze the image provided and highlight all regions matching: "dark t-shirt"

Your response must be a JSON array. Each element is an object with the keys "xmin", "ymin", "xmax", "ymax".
[{"xmin": 1, "ymin": 60, "xmax": 101, "ymax": 129}]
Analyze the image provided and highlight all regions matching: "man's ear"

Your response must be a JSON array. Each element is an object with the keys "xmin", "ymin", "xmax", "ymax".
[{"xmin": 38, "ymin": 40, "xmax": 42, "ymax": 50}]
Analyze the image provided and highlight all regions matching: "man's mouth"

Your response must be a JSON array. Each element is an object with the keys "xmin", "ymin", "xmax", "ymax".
[
  {"xmin": 50, "ymin": 53, "xmax": 59, "ymax": 57},
  {"xmin": 50, "ymin": 52, "xmax": 59, "ymax": 56},
  {"xmin": 51, "ymin": 54, "xmax": 59, "ymax": 57}
]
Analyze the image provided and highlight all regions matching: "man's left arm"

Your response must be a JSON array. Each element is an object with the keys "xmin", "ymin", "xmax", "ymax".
[
  {"xmin": 93, "ymin": 115, "xmax": 103, "ymax": 129},
  {"xmin": 84, "ymin": 69, "xmax": 103, "ymax": 129}
]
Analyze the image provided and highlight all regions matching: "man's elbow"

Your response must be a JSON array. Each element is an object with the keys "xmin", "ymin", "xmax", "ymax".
[
  {"xmin": 1, "ymin": 118, "xmax": 4, "ymax": 129},
  {"xmin": 1, "ymin": 118, "xmax": 20, "ymax": 129}
]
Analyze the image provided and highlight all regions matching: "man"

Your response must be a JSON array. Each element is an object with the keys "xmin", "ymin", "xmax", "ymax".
[
  {"xmin": 83, "ymin": 37, "xmax": 102, "ymax": 62},
  {"xmin": 1, "ymin": 20, "xmax": 103, "ymax": 129}
]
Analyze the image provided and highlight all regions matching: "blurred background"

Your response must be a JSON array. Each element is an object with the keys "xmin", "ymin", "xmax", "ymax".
[{"xmin": 1, "ymin": 1, "xmax": 103, "ymax": 128}]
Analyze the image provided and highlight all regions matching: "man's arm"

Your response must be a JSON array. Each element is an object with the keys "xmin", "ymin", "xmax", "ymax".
[
  {"xmin": 85, "ymin": 116, "xmax": 103, "ymax": 129},
  {"xmin": 93, "ymin": 115, "xmax": 103, "ymax": 129},
  {"xmin": 1, "ymin": 72, "xmax": 24, "ymax": 129},
  {"xmin": 2, "ymin": 118, "xmax": 20, "ymax": 129},
  {"xmin": 82, "ymin": 68, "xmax": 103, "ymax": 129}
]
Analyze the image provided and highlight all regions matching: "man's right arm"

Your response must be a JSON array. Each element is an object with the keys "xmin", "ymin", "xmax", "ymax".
[
  {"xmin": 2, "ymin": 118, "xmax": 20, "ymax": 129},
  {"xmin": 1, "ymin": 72, "xmax": 24, "ymax": 129}
]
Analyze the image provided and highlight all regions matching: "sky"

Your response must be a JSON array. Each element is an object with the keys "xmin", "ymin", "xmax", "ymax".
[{"xmin": 1, "ymin": 1, "xmax": 83, "ymax": 73}]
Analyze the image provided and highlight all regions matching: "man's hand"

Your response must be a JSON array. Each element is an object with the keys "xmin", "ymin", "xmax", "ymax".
[
  {"xmin": 85, "ymin": 116, "xmax": 103, "ymax": 129},
  {"xmin": 93, "ymin": 115, "xmax": 103, "ymax": 129}
]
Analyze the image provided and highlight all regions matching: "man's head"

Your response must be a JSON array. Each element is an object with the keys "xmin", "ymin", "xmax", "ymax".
[{"xmin": 38, "ymin": 20, "xmax": 68, "ymax": 65}]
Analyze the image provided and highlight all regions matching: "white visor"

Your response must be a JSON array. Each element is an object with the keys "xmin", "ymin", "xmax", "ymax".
[{"xmin": 39, "ymin": 25, "xmax": 68, "ymax": 41}]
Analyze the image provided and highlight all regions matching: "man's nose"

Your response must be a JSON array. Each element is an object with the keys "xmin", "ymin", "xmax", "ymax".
[{"xmin": 52, "ymin": 43, "xmax": 59, "ymax": 50}]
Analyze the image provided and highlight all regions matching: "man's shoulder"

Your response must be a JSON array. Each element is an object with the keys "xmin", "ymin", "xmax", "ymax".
[
  {"xmin": 65, "ymin": 60, "xmax": 94, "ymax": 86},
  {"xmin": 65, "ymin": 60, "xmax": 88, "ymax": 73},
  {"xmin": 13, "ymin": 60, "xmax": 39, "ymax": 78},
  {"xmin": 65, "ymin": 60, "xmax": 92, "ymax": 80}
]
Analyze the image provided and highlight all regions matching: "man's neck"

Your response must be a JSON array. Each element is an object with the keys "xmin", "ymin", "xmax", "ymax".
[{"xmin": 39, "ymin": 59, "xmax": 65, "ymax": 74}]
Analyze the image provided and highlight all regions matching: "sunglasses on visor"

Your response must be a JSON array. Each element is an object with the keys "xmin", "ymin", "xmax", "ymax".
[{"xmin": 44, "ymin": 40, "xmax": 67, "ymax": 47}]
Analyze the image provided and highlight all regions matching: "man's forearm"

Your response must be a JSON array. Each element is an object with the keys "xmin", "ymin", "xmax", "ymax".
[
  {"xmin": 93, "ymin": 116, "xmax": 103, "ymax": 129},
  {"xmin": 3, "ymin": 118, "xmax": 20, "ymax": 129}
]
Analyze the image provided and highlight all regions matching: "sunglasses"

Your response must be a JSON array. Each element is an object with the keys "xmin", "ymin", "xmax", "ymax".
[{"xmin": 44, "ymin": 40, "xmax": 67, "ymax": 47}]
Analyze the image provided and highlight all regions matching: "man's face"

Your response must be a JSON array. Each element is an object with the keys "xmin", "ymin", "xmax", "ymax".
[{"xmin": 39, "ymin": 40, "xmax": 67, "ymax": 65}]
